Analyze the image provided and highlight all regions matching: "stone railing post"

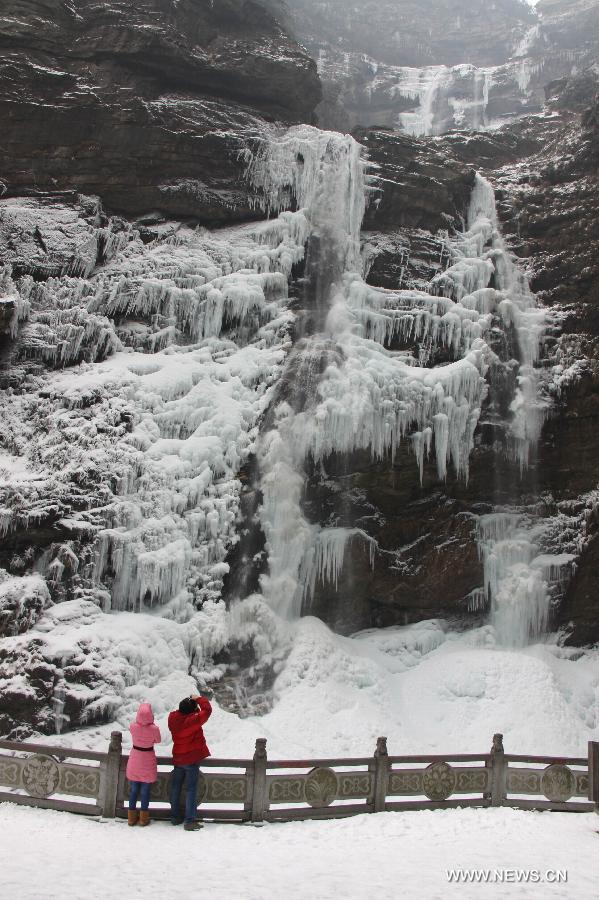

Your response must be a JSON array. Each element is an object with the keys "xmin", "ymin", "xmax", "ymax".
[
  {"xmin": 100, "ymin": 731, "xmax": 123, "ymax": 818},
  {"xmin": 588, "ymin": 740, "xmax": 599, "ymax": 811},
  {"xmin": 372, "ymin": 736, "xmax": 389, "ymax": 813},
  {"xmin": 489, "ymin": 732, "xmax": 506, "ymax": 807},
  {"xmin": 250, "ymin": 738, "xmax": 268, "ymax": 824}
]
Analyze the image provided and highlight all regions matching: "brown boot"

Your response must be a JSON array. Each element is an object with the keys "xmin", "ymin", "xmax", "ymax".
[
  {"xmin": 128, "ymin": 810, "xmax": 139, "ymax": 826},
  {"xmin": 139, "ymin": 810, "xmax": 151, "ymax": 827}
]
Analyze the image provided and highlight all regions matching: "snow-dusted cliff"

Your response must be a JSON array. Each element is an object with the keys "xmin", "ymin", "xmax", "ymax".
[
  {"xmin": 286, "ymin": 0, "xmax": 599, "ymax": 134},
  {"xmin": 1, "ymin": 0, "xmax": 599, "ymax": 750}
]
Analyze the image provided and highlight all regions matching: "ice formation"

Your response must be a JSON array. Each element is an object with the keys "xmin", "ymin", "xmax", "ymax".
[
  {"xmin": 246, "ymin": 127, "xmax": 490, "ymax": 618},
  {"xmin": 476, "ymin": 514, "xmax": 574, "ymax": 647},
  {"xmin": 81, "ymin": 217, "xmax": 307, "ymax": 613},
  {"xmin": 240, "ymin": 127, "xmax": 369, "ymax": 619},
  {"xmin": 394, "ymin": 65, "xmax": 495, "ymax": 136},
  {"xmin": 245, "ymin": 125, "xmax": 366, "ymax": 284},
  {"xmin": 466, "ymin": 173, "xmax": 548, "ymax": 469},
  {"xmin": 462, "ymin": 179, "xmax": 554, "ymax": 647},
  {"xmin": 0, "ymin": 268, "xmax": 31, "ymax": 339},
  {"xmin": 1, "ymin": 202, "xmax": 314, "ymax": 621},
  {"xmin": 240, "ymin": 128, "xmax": 550, "ymax": 643},
  {"xmin": 299, "ymin": 528, "xmax": 377, "ymax": 607},
  {"xmin": 351, "ymin": 39, "xmax": 581, "ymax": 139}
]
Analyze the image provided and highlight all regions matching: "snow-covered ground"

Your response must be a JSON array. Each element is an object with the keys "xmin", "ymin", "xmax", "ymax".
[{"xmin": 1, "ymin": 804, "xmax": 597, "ymax": 899}]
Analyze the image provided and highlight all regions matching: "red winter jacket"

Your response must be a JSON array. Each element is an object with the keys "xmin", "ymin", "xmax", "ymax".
[{"xmin": 168, "ymin": 698, "xmax": 212, "ymax": 766}]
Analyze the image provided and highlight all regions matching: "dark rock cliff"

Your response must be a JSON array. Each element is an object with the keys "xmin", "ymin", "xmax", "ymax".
[
  {"xmin": 487, "ymin": 93, "xmax": 599, "ymax": 646},
  {"xmin": 0, "ymin": 0, "xmax": 321, "ymax": 221},
  {"xmin": 287, "ymin": 0, "xmax": 535, "ymax": 68}
]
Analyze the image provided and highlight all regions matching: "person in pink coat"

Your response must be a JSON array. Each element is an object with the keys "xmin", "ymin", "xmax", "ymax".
[{"xmin": 126, "ymin": 703, "xmax": 161, "ymax": 827}]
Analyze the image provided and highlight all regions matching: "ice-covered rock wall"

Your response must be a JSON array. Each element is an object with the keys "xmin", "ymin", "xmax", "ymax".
[
  {"xmin": 315, "ymin": 55, "xmax": 540, "ymax": 136},
  {"xmin": 0, "ymin": 187, "xmax": 330, "ymax": 623},
  {"xmin": 230, "ymin": 127, "xmax": 555, "ymax": 648},
  {"xmin": 0, "ymin": 178, "xmax": 320, "ymax": 733}
]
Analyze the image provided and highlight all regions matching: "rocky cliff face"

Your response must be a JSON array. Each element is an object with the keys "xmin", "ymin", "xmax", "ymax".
[
  {"xmin": 287, "ymin": 0, "xmax": 535, "ymax": 68},
  {"xmin": 0, "ymin": 0, "xmax": 321, "ymax": 221},
  {"xmin": 485, "ymin": 91, "xmax": 599, "ymax": 646},
  {"xmin": 538, "ymin": 0, "xmax": 599, "ymax": 50}
]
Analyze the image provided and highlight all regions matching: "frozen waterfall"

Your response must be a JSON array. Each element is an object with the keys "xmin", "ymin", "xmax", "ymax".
[
  {"xmin": 244, "ymin": 127, "xmax": 370, "ymax": 618},
  {"xmin": 467, "ymin": 174, "xmax": 547, "ymax": 471},
  {"xmin": 239, "ymin": 129, "xmax": 551, "ymax": 647},
  {"xmin": 51, "ymin": 190, "xmax": 317, "ymax": 614},
  {"xmin": 394, "ymin": 65, "xmax": 495, "ymax": 137},
  {"xmin": 466, "ymin": 176, "xmax": 554, "ymax": 647}
]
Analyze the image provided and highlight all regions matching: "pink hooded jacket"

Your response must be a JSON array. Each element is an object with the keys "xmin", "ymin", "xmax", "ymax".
[{"xmin": 125, "ymin": 703, "xmax": 161, "ymax": 783}]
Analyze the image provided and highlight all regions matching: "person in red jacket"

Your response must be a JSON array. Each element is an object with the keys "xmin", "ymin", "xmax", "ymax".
[{"xmin": 168, "ymin": 694, "xmax": 212, "ymax": 831}]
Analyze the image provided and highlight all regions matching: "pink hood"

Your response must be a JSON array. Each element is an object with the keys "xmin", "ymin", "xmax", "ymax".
[
  {"xmin": 135, "ymin": 703, "xmax": 154, "ymax": 725},
  {"xmin": 135, "ymin": 703, "xmax": 155, "ymax": 726},
  {"xmin": 126, "ymin": 703, "xmax": 161, "ymax": 784}
]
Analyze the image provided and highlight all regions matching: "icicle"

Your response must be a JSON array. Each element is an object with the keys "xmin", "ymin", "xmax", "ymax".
[{"xmin": 299, "ymin": 528, "xmax": 378, "ymax": 605}]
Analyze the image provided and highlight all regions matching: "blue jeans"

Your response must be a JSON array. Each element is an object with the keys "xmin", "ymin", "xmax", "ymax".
[
  {"xmin": 128, "ymin": 781, "xmax": 152, "ymax": 811},
  {"xmin": 170, "ymin": 764, "xmax": 200, "ymax": 824}
]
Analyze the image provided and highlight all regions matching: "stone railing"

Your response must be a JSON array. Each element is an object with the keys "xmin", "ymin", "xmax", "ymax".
[{"xmin": 1, "ymin": 733, "xmax": 598, "ymax": 821}]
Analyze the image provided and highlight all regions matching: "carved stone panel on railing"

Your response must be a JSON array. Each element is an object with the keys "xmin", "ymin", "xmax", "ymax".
[
  {"xmin": 388, "ymin": 766, "xmax": 488, "ymax": 797},
  {"xmin": 454, "ymin": 768, "xmax": 490, "ymax": 794},
  {"xmin": 0, "ymin": 758, "xmax": 21, "ymax": 789},
  {"xmin": 206, "ymin": 776, "xmax": 247, "ymax": 803},
  {"xmin": 576, "ymin": 772, "xmax": 589, "ymax": 797},
  {"xmin": 269, "ymin": 777, "xmax": 305, "ymax": 804},
  {"xmin": 542, "ymin": 765, "xmax": 575, "ymax": 803},
  {"xmin": 422, "ymin": 762, "xmax": 456, "ymax": 801},
  {"xmin": 305, "ymin": 768, "xmax": 339, "ymax": 808},
  {"xmin": 142, "ymin": 772, "xmax": 247, "ymax": 805},
  {"xmin": 388, "ymin": 770, "xmax": 422, "ymax": 795},
  {"xmin": 59, "ymin": 764, "xmax": 101, "ymax": 799},
  {"xmin": 22, "ymin": 755, "xmax": 61, "ymax": 798},
  {"xmin": 506, "ymin": 769, "xmax": 541, "ymax": 795},
  {"xmin": 505, "ymin": 765, "xmax": 588, "ymax": 801},
  {"xmin": 268, "ymin": 770, "xmax": 366, "ymax": 806},
  {"xmin": 338, "ymin": 773, "xmax": 372, "ymax": 800},
  {"xmin": 148, "ymin": 773, "xmax": 172, "ymax": 803},
  {"xmin": 144, "ymin": 772, "xmax": 208, "ymax": 804},
  {"xmin": 147, "ymin": 773, "xmax": 167, "ymax": 803},
  {"xmin": 0, "ymin": 753, "xmax": 101, "ymax": 800}
]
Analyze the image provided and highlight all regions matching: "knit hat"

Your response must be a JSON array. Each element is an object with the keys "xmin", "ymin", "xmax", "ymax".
[{"xmin": 178, "ymin": 697, "xmax": 198, "ymax": 715}]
